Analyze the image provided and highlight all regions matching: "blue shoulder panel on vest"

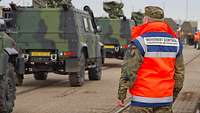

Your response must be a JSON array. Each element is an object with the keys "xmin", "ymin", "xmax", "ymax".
[
  {"xmin": 141, "ymin": 32, "xmax": 173, "ymax": 38},
  {"xmin": 132, "ymin": 40, "xmax": 145, "ymax": 56},
  {"xmin": 147, "ymin": 45, "xmax": 178, "ymax": 52}
]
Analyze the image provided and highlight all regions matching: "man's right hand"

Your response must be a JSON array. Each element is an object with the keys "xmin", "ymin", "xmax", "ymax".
[{"xmin": 117, "ymin": 100, "xmax": 125, "ymax": 107}]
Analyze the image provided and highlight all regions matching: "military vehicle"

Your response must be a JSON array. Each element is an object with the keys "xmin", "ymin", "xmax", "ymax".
[
  {"xmin": 181, "ymin": 21, "xmax": 198, "ymax": 45},
  {"xmin": 94, "ymin": 1, "xmax": 136, "ymax": 60},
  {"xmin": 164, "ymin": 18, "xmax": 178, "ymax": 32},
  {"xmin": 0, "ymin": 18, "xmax": 24, "ymax": 113},
  {"xmin": 5, "ymin": 4, "xmax": 103, "ymax": 87},
  {"xmin": 131, "ymin": 11, "xmax": 144, "ymax": 25},
  {"xmin": 32, "ymin": 0, "xmax": 72, "ymax": 8},
  {"xmin": 95, "ymin": 18, "xmax": 135, "ymax": 59}
]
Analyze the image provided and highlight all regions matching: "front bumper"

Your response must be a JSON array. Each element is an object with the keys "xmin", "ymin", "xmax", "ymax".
[{"xmin": 24, "ymin": 57, "xmax": 80, "ymax": 74}]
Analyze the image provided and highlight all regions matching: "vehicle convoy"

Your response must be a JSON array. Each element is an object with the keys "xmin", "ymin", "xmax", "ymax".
[
  {"xmin": 4, "ymin": 3, "xmax": 103, "ymax": 87},
  {"xmin": 0, "ymin": 19, "xmax": 24, "ymax": 113}
]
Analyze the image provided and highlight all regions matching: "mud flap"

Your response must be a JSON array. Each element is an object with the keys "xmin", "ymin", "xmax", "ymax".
[{"xmin": 65, "ymin": 58, "xmax": 80, "ymax": 72}]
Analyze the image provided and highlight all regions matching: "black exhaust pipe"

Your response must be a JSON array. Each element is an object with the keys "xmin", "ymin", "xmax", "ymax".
[{"xmin": 83, "ymin": 5, "xmax": 98, "ymax": 33}]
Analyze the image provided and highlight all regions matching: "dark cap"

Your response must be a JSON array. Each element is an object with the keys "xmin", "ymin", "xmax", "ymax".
[{"xmin": 145, "ymin": 6, "xmax": 164, "ymax": 19}]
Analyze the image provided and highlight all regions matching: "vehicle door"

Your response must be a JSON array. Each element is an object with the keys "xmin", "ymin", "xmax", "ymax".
[{"xmin": 82, "ymin": 17, "xmax": 97, "ymax": 58}]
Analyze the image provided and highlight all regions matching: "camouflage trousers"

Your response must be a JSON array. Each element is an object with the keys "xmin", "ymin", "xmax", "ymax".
[{"xmin": 129, "ymin": 105, "xmax": 173, "ymax": 113}]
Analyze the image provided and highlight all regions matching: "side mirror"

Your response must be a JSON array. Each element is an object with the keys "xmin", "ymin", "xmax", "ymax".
[{"xmin": 97, "ymin": 26, "xmax": 102, "ymax": 33}]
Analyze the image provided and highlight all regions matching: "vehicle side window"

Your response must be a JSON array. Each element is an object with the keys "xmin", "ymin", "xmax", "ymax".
[
  {"xmin": 88, "ymin": 19, "xmax": 94, "ymax": 32},
  {"xmin": 83, "ymin": 17, "xmax": 89, "ymax": 32}
]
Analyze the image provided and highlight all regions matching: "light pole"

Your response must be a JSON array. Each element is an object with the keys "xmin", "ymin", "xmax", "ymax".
[
  {"xmin": 186, "ymin": 0, "xmax": 188, "ymax": 20},
  {"xmin": 163, "ymin": 1, "xmax": 166, "ymax": 11}
]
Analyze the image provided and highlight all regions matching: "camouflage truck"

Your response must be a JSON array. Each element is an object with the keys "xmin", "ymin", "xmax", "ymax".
[
  {"xmin": 131, "ymin": 11, "xmax": 144, "ymax": 25},
  {"xmin": 0, "ymin": 19, "xmax": 24, "ymax": 113},
  {"xmin": 95, "ymin": 18, "xmax": 135, "ymax": 59},
  {"xmin": 95, "ymin": 1, "xmax": 136, "ymax": 60},
  {"xmin": 5, "ymin": 4, "xmax": 103, "ymax": 87}
]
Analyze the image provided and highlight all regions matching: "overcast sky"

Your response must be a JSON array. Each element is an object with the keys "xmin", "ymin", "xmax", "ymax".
[{"xmin": 0, "ymin": 0, "xmax": 200, "ymax": 28}]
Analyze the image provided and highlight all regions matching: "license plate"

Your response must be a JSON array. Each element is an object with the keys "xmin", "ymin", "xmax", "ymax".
[
  {"xmin": 31, "ymin": 52, "xmax": 50, "ymax": 56},
  {"xmin": 104, "ymin": 45, "xmax": 115, "ymax": 49}
]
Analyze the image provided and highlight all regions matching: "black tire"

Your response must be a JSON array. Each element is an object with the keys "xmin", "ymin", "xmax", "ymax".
[
  {"xmin": 0, "ymin": 63, "xmax": 16, "ymax": 113},
  {"xmin": 16, "ymin": 74, "xmax": 23, "ymax": 86},
  {"xmin": 102, "ymin": 57, "xmax": 105, "ymax": 64},
  {"xmin": 69, "ymin": 53, "xmax": 85, "ymax": 87},
  {"xmin": 34, "ymin": 72, "xmax": 48, "ymax": 80},
  {"xmin": 101, "ymin": 49, "xmax": 105, "ymax": 64},
  {"xmin": 88, "ymin": 56, "xmax": 102, "ymax": 80}
]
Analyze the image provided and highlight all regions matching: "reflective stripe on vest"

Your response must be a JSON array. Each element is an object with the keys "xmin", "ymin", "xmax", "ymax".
[
  {"xmin": 131, "ymin": 96, "xmax": 173, "ymax": 107},
  {"xmin": 132, "ymin": 96, "xmax": 173, "ymax": 103}
]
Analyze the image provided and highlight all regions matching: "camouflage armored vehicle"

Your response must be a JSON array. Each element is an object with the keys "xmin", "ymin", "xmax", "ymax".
[
  {"xmin": 131, "ymin": 11, "xmax": 144, "ymax": 25},
  {"xmin": 0, "ymin": 19, "xmax": 24, "ymax": 113},
  {"xmin": 6, "ymin": 4, "xmax": 103, "ymax": 87},
  {"xmin": 95, "ymin": 18, "xmax": 135, "ymax": 59},
  {"xmin": 94, "ymin": 1, "xmax": 136, "ymax": 60},
  {"xmin": 103, "ymin": 0, "xmax": 125, "ymax": 19}
]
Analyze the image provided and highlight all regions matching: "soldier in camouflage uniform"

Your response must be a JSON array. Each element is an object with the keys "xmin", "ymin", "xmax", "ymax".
[
  {"xmin": 117, "ymin": 6, "xmax": 185, "ymax": 113},
  {"xmin": 103, "ymin": 0, "xmax": 124, "ymax": 19}
]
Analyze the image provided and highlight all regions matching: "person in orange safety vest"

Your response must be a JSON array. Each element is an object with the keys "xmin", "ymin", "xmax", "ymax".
[
  {"xmin": 194, "ymin": 32, "xmax": 200, "ymax": 49},
  {"xmin": 117, "ymin": 6, "xmax": 185, "ymax": 113}
]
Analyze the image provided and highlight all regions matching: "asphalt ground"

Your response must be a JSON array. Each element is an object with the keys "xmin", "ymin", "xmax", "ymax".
[{"xmin": 13, "ymin": 45, "xmax": 200, "ymax": 113}]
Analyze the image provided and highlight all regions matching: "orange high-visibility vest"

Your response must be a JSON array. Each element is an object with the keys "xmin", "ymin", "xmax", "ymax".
[{"xmin": 130, "ymin": 22, "xmax": 183, "ymax": 107}]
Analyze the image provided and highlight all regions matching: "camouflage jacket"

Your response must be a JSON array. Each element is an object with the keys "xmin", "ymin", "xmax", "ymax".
[{"xmin": 118, "ymin": 44, "xmax": 185, "ymax": 101}]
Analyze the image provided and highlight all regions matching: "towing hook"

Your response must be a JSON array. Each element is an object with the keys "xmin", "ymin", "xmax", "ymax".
[{"xmin": 115, "ymin": 46, "xmax": 120, "ymax": 52}]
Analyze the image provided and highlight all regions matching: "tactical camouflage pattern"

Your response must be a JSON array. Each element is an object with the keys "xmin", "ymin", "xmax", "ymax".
[
  {"xmin": 129, "ymin": 105, "xmax": 173, "ymax": 113},
  {"xmin": 0, "ymin": 23, "xmax": 21, "ymax": 113},
  {"xmin": 8, "ymin": 6, "xmax": 102, "ymax": 74},
  {"xmin": 173, "ymin": 54, "xmax": 185, "ymax": 100},
  {"xmin": 47, "ymin": 0, "xmax": 72, "ymax": 8},
  {"xmin": 11, "ymin": 8, "xmax": 77, "ymax": 52},
  {"xmin": 95, "ymin": 18, "xmax": 135, "ymax": 59},
  {"xmin": 0, "ymin": 32, "xmax": 15, "ymax": 75},
  {"xmin": 118, "ymin": 45, "xmax": 143, "ymax": 100},
  {"xmin": 131, "ymin": 11, "xmax": 144, "ymax": 25},
  {"xmin": 145, "ymin": 6, "xmax": 164, "ymax": 19},
  {"xmin": 103, "ymin": 1, "xmax": 124, "ymax": 19}
]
